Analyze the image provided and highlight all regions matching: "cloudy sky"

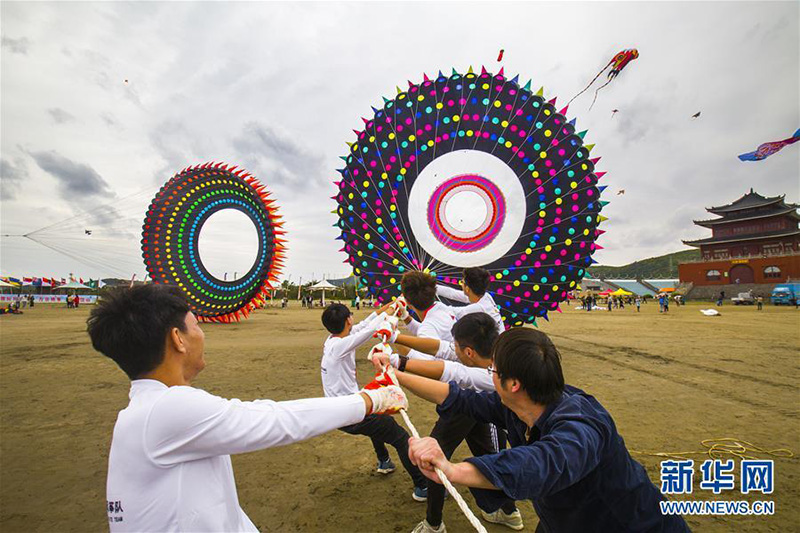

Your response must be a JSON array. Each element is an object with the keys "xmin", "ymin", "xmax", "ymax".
[{"xmin": 1, "ymin": 1, "xmax": 798, "ymax": 282}]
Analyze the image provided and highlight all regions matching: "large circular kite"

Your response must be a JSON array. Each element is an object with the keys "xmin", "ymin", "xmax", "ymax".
[
  {"xmin": 142, "ymin": 162, "xmax": 285, "ymax": 322},
  {"xmin": 334, "ymin": 67, "xmax": 606, "ymax": 327}
]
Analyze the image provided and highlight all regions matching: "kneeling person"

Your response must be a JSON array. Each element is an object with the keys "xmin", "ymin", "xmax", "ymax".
[
  {"xmin": 88, "ymin": 285, "xmax": 407, "ymax": 532},
  {"xmin": 321, "ymin": 303, "xmax": 428, "ymax": 501}
]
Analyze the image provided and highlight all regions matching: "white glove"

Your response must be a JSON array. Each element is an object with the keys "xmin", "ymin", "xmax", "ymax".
[
  {"xmin": 373, "ymin": 315, "xmax": 399, "ymax": 340},
  {"xmin": 362, "ymin": 385, "xmax": 408, "ymax": 415},
  {"xmin": 367, "ymin": 342, "xmax": 392, "ymax": 362},
  {"xmin": 361, "ymin": 367, "xmax": 407, "ymax": 415},
  {"xmin": 392, "ymin": 297, "xmax": 410, "ymax": 320}
]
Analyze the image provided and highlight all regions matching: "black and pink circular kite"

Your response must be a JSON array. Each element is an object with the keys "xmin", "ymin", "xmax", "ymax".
[
  {"xmin": 333, "ymin": 67, "xmax": 607, "ymax": 327},
  {"xmin": 142, "ymin": 163, "xmax": 285, "ymax": 323}
]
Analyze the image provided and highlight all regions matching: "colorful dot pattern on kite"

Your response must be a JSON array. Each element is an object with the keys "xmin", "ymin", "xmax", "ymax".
[
  {"xmin": 333, "ymin": 68, "xmax": 606, "ymax": 327},
  {"xmin": 141, "ymin": 163, "xmax": 285, "ymax": 323}
]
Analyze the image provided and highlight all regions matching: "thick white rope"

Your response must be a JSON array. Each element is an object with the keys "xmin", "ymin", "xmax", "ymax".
[
  {"xmin": 379, "ymin": 306, "xmax": 488, "ymax": 533},
  {"xmin": 397, "ymin": 408, "xmax": 488, "ymax": 533}
]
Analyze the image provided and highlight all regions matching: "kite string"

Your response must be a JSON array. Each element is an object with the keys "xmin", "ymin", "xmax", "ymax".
[
  {"xmin": 629, "ymin": 438, "xmax": 795, "ymax": 462},
  {"xmin": 566, "ymin": 61, "xmax": 612, "ymax": 107},
  {"xmin": 379, "ymin": 310, "xmax": 488, "ymax": 533},
  {"xmin": 588, "ymin": 77, "xmax": 615, "ymax": 111}
]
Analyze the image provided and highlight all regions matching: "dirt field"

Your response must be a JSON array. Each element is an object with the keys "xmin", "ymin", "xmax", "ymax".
[{"xmin": 1, "ymin": 300, "xmax": 798, "ymax": 532}]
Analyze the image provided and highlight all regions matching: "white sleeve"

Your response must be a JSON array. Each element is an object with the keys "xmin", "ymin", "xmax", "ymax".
[
  {"xmin": 440, "ymin": 361, "xmax": 496, "ymax": 392},
  {"xmin": 416, "ymin": 320, "xmax": 440, "ymax": 339},
  {"xmin": 328, "ymin": 314, "xmax": 384, "ymax": 358},
  {"xmin": 350, "ymin": 312, "xmax": 379, "ymax": 334},
  {"xmin": 145, "ymin": 387, "xmax": 366, "ymax": 465},
  {"xmin": 436, "ymin": 341, "xmax": 458, "ymax": 361},
  {"xmin": 447, "ymin": 300, "xmax": 488, "ymax": 320},
  {"xmin": 436, "ymin": 284, "xmax": 470, "ymax": 304},
  {"xmin": 406, "ymin": 348, "xmax": 437, "ymax": 361},
  {"xmin": 406, "ymin": 318, "xmax": 421, "ymax": 335}
]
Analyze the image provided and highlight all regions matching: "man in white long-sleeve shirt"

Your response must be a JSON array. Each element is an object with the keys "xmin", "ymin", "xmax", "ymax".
[
  {"xmin": 435, "ymin": 267, "xmax": 505, "ymax": 335},
  {"xmin": 397, "ymin": 272, "xmax": 455, "ymax": 360},
  {"xmin": 373, "ymin": 313, "xmax": 523, "ymax": 533},
  {"xmin": 88, "ymin": 284, "xmax": 408, "ymax": 532},
  {"xmin": 321, "ymin": 303, "xmax": 428, "ymax": 501}
]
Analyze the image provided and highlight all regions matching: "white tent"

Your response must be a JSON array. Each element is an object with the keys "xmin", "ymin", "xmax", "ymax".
[{"xmin": 309, "ymin": 279, "xmax": 338, "ymax": 306}]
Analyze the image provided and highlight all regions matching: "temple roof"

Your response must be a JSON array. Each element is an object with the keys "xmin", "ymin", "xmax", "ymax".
[
  {"xmin": 707, "ymin": 189, "xmax": 794, "ymax": 215},
  {"xmin": 683, "ymin": 228, "xmax": 800, "ymax": 248},
  {"xmin": 694, "ymin": 206, "xmax": 800, "ymax": 227}
]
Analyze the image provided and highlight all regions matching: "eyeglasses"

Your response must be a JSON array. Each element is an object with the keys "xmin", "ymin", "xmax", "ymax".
[{"xmin": 487, "ymin": 364, "xmax": 498, "ymax": 376}]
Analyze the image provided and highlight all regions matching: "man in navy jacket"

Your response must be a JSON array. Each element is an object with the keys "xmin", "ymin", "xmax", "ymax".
[{"xmin": 404, "ymin": 328, "xmax": 690, "ymax": 532}]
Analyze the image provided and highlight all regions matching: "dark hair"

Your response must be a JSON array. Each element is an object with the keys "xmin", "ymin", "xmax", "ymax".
[
  {"xmin": 87, "ymin": 284, "xmax": 190, "ymax": 379},
  {"xmin": 463, "ymin": 267, "xmax": 490, "ymax": 296},
  {"xmin": 492, "ymin": 328, "xmax": 564, "ymax": 405},
  {"xmin": 401, "ymin": 271, "xmax": 436, "ymax": 310},
  {"xmin": 451, "ymin": 312, "xmax": 498, "ymax": 360},
  {"xmin": 321, "ymin": 303, "xmax": 351, "ymax": 334}
]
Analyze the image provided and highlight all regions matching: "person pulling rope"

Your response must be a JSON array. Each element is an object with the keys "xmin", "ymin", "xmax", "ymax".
[{"xmin": 369, "ymin": 298, "xmax": 489, "ymax": 533}]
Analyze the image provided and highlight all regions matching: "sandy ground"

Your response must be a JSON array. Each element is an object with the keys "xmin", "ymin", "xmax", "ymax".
[{"xmin": 1, "ymin": 300, "xmax": 798, "ymax": 532}]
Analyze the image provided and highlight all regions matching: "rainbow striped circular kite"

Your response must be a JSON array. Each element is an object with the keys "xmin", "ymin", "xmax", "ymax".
[
  {"xmin": 142, "ymin": 163, "xmax": 285, "ymax": 322},
  {"xmin": 333, "ymin": 67, "xmax": 607, "ymax": 326}
]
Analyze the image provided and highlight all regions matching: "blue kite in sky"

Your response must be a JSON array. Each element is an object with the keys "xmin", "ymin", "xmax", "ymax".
[{"xmin": 738, "ymin": 128, "xmax": 800, "ymax": 161}]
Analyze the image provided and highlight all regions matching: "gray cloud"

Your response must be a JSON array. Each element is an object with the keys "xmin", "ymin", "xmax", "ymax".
[
  {"xmin": 0, "ymin": 158, "xmax": 28, "ymax": 200},
  {"xmin": 47, "ymin": 108, "xmax": 76, "ymax": 124},
  {"xmin": 1, "ymin": 36, "xmax": 30, "ymax": 54},
  {"xmin": 231, "ymin": 122, "xmax": 328, "ymax": 190},
  {"xmin": 100, "ymin": 111, "xmax": 121, "ymax": 129},
  {"xmin": 29, "ymin": 150, "xmax": 114, "ymax": 201}
]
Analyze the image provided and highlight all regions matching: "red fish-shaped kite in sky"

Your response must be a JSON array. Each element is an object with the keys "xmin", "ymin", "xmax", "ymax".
[{"xmin": 568, "ymin": 48, "xmax": 639, "ymax": 110}]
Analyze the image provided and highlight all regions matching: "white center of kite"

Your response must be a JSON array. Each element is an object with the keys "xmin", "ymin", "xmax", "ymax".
[
  {"xmin": 444, "ymin": 191, "xmax": 487, "ymax": 233},
  {"xmin": 408, "ymin": 150, "xmax": 526, "ymax": 268},
  {"xmin": 198, "ymin": 209, "xmax": 259, "ymax": 281}
]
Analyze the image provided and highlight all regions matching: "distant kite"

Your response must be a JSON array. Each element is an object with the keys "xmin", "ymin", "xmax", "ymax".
[
  {"xmin": 497, "ymin": 49, "xmax": 504, "ymax": 62},
  {"xmin": 692, "ymin": 111, "xmax": 701, "ymax": 119},
  {"xmin": 568, "ymin": 49, "xmax": 639, "ymax": 110},
  {"xmin": 738, "ymin": 128, "xmax": 800, "ymax": 162},
  {"xmin": 611, "ymin": 109, "xmax": 619, "ymax": 118},
  {"xmin": 617, "ymin": 189, "xmax": 625, "ymax": 195},
  {"xmin": 84, "ymin": 229, "xmax": 92, "ymax": 235}
]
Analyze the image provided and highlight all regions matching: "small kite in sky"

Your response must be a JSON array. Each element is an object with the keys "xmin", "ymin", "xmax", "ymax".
[
  {"xmin": 738, "ymin": 128, "xmax": 800, "ymax": 162},
  {"xmin": 611, "ymin": 109, "xmax": 619, "ymax": 118},
  {"xmin": 568, "ymin": 48, "xmax": 639, "ymax": 110},
  {"xmin": 617, "ymin": 189, "xmax": 625, "ymax": 195},
  {"xmin": 497, "ymin": 49, "xmax": 504, "ymax": 62},
  {"xmin": 84, "ymin": 229, "xmax": 92, "ymax": 235},
  {"xmin": 692, "ymin": 111, "xmax": 701, "ymax": 119}
]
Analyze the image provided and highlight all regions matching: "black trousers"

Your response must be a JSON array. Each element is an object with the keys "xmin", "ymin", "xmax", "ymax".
[
  {"xmin": 427, "ymin": 413, "xmax": 516, "ymax": 526},
  {"xmin": 340, "ymin": 414, "xmax": 426, "ymax": 488}
]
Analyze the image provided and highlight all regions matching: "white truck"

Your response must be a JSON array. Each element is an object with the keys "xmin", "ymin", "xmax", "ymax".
[{"xmin": 731, "ymin": 291, "xmax": 755, "ymax": 305}]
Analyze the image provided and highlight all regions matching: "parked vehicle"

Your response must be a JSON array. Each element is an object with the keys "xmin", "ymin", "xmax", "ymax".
[
  {"xmin": 771, "ymin": 283, "xmax": 800, "ymax": 305},
  {"xmin": 731, "ymin": 291, "xmax": 755, "ymax": 305}
]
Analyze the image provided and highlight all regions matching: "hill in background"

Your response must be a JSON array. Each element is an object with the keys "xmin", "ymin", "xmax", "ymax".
[{"xmin": 588, "ymin": 249, "xmax": 700, "ymax": 279}]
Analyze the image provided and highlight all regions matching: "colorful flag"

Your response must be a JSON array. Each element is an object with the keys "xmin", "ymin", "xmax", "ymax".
[{"xmin": 738, "ymin": 128, "xmax": 800, "ymax": 161}]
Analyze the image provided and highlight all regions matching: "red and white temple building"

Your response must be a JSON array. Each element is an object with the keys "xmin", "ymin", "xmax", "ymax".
[{"xmin": 678, "ymin": 189, "xmax": 800, "ymax": 285}]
